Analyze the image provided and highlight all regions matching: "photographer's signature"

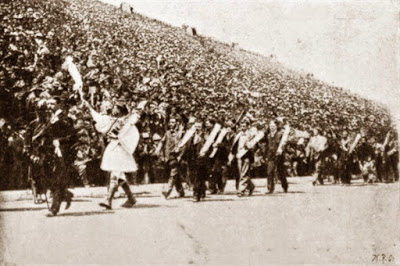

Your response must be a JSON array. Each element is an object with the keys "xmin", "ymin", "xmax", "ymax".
[{"xmin": 372, "ymin": 254, "xmax": 395, "ymax": 263}]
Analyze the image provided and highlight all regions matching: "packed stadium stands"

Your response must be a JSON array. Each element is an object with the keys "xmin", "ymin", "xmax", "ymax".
[{"xmin": 0, "ymin": 0, "xmax": 395, "ymax": 189}]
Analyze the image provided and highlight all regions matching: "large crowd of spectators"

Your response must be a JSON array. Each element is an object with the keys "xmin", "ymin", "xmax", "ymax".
[{"xmin": 0, "ymin": 0, "xmax": 396, "ymax": 190}]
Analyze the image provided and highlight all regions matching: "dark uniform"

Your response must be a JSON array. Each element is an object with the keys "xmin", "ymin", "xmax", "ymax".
[
  {"xmin": 189, "ymin": 133, "xmax": 208, "ymax": 202},
  {"xmin": 30, "ymin": 110, "xmax": 77, "ymax": 215},
  {"xmin": 266, "ymin": 129, "xmax": 288, "ymax": 193},
  {"xmin": 209, "ymin": 132, "xmax": 231, "ymax": 194}
]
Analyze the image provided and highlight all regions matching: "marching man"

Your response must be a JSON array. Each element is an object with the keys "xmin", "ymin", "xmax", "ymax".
[
  {"xmin": 157, "ymin": 117, "xmax": 185, "ymax": 199},
  {"xmin": 265, "ymin": 120, "xmax": 289, "ymax": 194},
  {"xmin": 83, "ymin": 99, "xmax": 142, "ymax": 209},
  {"xmin": 230, "ymin": 120, "xmax": 256, "ymax": 196}
]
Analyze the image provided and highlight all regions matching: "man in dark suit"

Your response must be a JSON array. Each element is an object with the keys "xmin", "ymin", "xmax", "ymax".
[
  {"xmin": 265, "ymin": 120, "xmax": 288, "ymax": 194},
  {"xmin": 31, "ymin": 106, "xmax": 76, "ymax": 216},
  {"xmin": 209, "ymin": 120, "xmax": 234, "ymax": 194}
]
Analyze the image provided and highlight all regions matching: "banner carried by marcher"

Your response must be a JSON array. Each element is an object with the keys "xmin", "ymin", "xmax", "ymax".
[{"xmin": 200, "ymin": 123, "xmax": 221, "ymax": 157}]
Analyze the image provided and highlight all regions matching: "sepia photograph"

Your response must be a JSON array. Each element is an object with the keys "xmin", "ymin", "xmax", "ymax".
[{"xmin": 0, "ymin": 0, "xmax": 399, "ymax": 264}]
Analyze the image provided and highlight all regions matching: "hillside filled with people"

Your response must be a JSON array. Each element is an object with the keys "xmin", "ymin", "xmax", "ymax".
[{"xmin": 0, "ymin": 0, "xmax": 397, "ymax": 190}]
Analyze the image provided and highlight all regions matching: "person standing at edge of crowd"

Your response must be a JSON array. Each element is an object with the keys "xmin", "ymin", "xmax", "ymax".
[
  {"xmin": 386, "ymin": 131, "xmax": 399, "ymax": 182},
  {"xmin": 339, "ymin": 130, "xmax": 352, "ymax": 185}
]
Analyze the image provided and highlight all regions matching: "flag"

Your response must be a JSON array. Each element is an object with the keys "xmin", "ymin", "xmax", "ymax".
[{"xmin": 62, "ymin": 56, "xmax": 83, "ymax": 93}]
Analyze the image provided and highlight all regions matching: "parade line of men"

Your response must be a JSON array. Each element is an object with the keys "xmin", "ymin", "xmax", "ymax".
[
  {"xmin": 20, "ymin": 97, "xmax": 398, "ymax": 216},
  {"xmin": 82, "ymin": 98, "xmax": 292, "ymax": 209}
]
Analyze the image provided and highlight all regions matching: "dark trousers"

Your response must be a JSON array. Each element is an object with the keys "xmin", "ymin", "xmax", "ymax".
[
  {"xmin": 267, "ymin": 156, "xmax": 288, "ymax": 193},
  {"xmin": 340, "ymin": 158, "xmax": 352, "ymax": 184},
  {"xmin": 388, "ymin": 153, "xmax": 399, "ymax": 181},
  {"xmin": 192, "ymin": 159, "xmax": 208, "ymax": 200},
  {"xmin": 228, "ymin": 159, "xmax": 240, "ymax": 190},
  {"xmin": 48, "ymin": 158, "xmax": 73, "ymax": 214},
  {"xmin": 209, "ymin": 159, "xmax": 227, "ymax": 193}
]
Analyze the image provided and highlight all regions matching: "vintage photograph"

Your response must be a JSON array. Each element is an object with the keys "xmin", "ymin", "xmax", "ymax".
[{"xmin": 0, "ymin": 0, "xmax": 399, "ymax": 264}]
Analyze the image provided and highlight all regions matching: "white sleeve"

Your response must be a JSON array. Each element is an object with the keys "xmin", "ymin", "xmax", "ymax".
[{"xmin": 90, "ymin": 108, "xmax": 114, "ymax": 134}]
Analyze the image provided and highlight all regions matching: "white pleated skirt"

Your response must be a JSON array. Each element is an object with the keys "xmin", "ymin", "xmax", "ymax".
[{"xmin": 101, "ymin": 140, "xmax": 137, "ymax": 173}]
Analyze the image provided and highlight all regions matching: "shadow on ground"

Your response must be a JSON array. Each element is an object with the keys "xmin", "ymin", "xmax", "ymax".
[
  {"xmin": 0, "ymin": 207, "xmax": 48, "ymax": 212},
  {"xmin": 47, "ymin": 210, "xmax": 115, "ymax": 217},
  {"xmin": 314, "ymin": 183, "xmax": 379, "ymax": 187},
  {"xmin": 198, "ymin": 198, "xmax": 237, "ymax": 202},
  {"xmin": 276, "ymin": 191, "xmax": 306, "ymax": 194},
  {"xmin": 71, "ymin": 199, "xmax": 92, "ymax": 202},
  {"xmin": 111, "ymin": 204, "xmax": 177, "ymax": 210},
  {"xmin": 133, "ymin": 204, "xmax": 176, "ymax": 209}
]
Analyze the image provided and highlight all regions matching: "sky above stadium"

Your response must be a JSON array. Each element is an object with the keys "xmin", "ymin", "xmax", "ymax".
[{"xmin": 100, "ymin": 0, "xmax": 399, "ymax": 124}]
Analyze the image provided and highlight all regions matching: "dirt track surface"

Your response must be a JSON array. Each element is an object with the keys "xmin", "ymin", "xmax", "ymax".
[{"xmin": 0, "ymin": 177, "xmax": 399, "ymax": 264}]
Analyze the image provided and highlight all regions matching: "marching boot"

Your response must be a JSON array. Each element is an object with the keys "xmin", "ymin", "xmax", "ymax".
[
  {"xmin": 120, "ymin": 182, "xmax": 136, "ymax": 208},
  {"xmin": 99, "ymin": 182, "xmax": 118, "ymax": 210},
  {"xmin": 177, "ymin": 183, "xmax": 185, "ymax": 198},
  {"xmin": 219, "ymin": 181, "xmax": 226, "ymax": 194},
  {"xmin": 49, "ymin": 189, "xmax": 62, "ymax": 216},
  {"xmin": 219, "ymin": 173, "xmax": 228, "ymax": 194},
  {"xmin": 267, "ymin": 176, "xmax": 275, "ymax": 194},
  {"xmin": 193, "ymin": 187, "xmax": 202, "ymax": 202},
  {"xmin": 162, "ymin": 176, "xmax": 174, "ymax": 199},
  {"xmin": 248, "ymin": 181, "xmax": 255, "ymax": 196},
  {"xmin": 65, "ymin": 189, "xmax": 74, "ymax": 210}
]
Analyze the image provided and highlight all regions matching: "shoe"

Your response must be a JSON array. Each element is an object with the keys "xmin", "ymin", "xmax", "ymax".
[
  {"xmin": 121, "ymin": 197, "xmax": 136, "ymax": 208},
  {"xmin": 50, "ymin": 201, "xmax": 60, "ymax": 216},
  {"xmin": 192, "ymin": 197, "xmax": 200, "ymax": 202},
  {"xmin": 99, "ymin": 201, "xmax": 112, "ymax": 210},
  {"xmin": 312, "ymin": 181, "xmax": 316, "ymax": 186},
  {"xmin": 50, "ymin": 206, "xmax": 58, "ymax": 216},
  {"xmin": 100, "ymin": 183, "xmax": 118, "ymax": 210},
  {"xmin": 249, "ymin": 183, "xmax": 255, "ymax": 196},
  {"xmin": 237, "ymin": 192, "xmax": 244, "ymax": 197},
  {"xmin": 179, "ymin": 192, "xmax": 185, "ymax": 198},
  {"xmin": 283, "ymin": 188, "xmax": 288, "ymax": 193},
  {"xmin": 65, "ymin": 191, "xmax": 73, "ymax": 210},
  {"xmin": 162, "ymin": 191, "xmax": 169, "ymax": 199},
  {"xmin": 120, "ymin": 182, "xmax": 136, "ymax": 208}
]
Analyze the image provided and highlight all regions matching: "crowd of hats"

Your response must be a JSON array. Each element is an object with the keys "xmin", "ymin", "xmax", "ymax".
[{"xmin": 1, "ymin": 0, "xmax": 395, "ymax": 147}]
